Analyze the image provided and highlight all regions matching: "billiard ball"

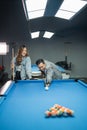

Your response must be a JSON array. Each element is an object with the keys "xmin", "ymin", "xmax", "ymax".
[
  {"xmin": 45, "ymin": 86, "xmax": 49, "ymax": 90},
  {"xmin": 66, "ymin": 109, "xmax": 74, "ymax": 116},
  {"xmin": 56, "ymin": 110, "xmax": 63, "ymax": 116},
  {"xmin": 53, "ymin": 104, "xmax": 62, "ymax": 110},
  {"xmin": 45, "ymin": 110, "xmax": 51, "ymax": 117},
  {"xmin": 51, "ymin": 110, "xmax": 57, "ymax": 117}
]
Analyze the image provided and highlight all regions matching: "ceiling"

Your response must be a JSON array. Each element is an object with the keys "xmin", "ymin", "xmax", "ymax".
[{"xmin": 0, "ymin": 0, "xmax": 87, "ymax": 43}]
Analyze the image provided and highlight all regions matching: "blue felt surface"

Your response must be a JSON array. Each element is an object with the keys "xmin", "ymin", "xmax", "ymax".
[{"xmin": 0, "ymin": 80, "xmax": 87, "ymax": 130}]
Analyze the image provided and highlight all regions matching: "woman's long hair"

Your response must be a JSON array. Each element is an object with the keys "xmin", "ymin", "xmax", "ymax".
[{"xmin": 16, "ymin": 45, "xmax": 29, "ymax": 65}]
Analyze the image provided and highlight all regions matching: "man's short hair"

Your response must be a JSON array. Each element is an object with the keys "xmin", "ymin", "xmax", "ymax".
[{"xmin": 36, "ymin": 59, "xmax": 45, "ymax": 65}]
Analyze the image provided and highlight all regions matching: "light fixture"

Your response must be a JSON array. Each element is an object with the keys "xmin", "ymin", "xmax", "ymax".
[
  {"xmin": 31, "ymin": 31, "xmax": 40, "ymax": 39},
  {"xmin": 55, "ymin": 0, "xmax": 87, "ymax": 20},
  {"xmin": 0, "ymin": 42, "xmax": 9, "ymax": 55},
  {"xmin": 25, "ymin": 0, "xmax": 47, "ymax": 19},
  {"xmin": 43, "ymin": 31, "xmax": 54, "ymax": 38}
]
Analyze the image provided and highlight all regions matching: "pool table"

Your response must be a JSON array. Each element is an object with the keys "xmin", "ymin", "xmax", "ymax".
[
  {"xmin": 0, "ymin": 79, "xmax": 87, "ymax": 130},
  {"xmin": 31, "ymin": 64, "xmax": 70, "ymax": 79}
]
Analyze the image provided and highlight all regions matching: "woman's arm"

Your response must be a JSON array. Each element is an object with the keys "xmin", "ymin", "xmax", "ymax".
[{"xmin": 25, "ymin": 57, "xmax": 32, "ymax": 79}]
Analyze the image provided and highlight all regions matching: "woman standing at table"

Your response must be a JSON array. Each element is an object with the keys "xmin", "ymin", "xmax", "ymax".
[{"xmin": 11, "ymin": 45, "xmax": 32, "ymax": 80}]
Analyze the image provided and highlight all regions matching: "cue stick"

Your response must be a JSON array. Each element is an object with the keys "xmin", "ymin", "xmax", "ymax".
[{"xmin": 12, "ymin": 48, "xmax": 15, "ymax": 81}]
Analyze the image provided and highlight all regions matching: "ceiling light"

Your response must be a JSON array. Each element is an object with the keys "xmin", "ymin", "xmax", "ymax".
[
  {"xmin": 56, "ymin": 10, "xmax": 75, "ymax": 20},
  {"xmin": 43, "ymin": 31, "xmax": 54, "ymax": 38},
  {"xmin": 31, "ymin": 32, "xmax": 40, "ymax": 39},
  {"xmin": 25, "ymin": 0, "xmax": 47, "ymax": 19},
  {"xmin": 55, "ymin": 0, "xmax": 87, "ymax": 20}
]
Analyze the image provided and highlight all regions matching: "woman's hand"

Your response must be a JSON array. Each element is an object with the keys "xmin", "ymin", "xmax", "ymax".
[{"xmin": 11, "ymin": 63, "xmax": 14, "ymax": 70}]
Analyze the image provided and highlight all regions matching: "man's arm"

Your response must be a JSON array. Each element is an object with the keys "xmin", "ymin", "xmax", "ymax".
[{"xmin": 44, "ymin": 68, "xmax": 53, "ymax": 87}]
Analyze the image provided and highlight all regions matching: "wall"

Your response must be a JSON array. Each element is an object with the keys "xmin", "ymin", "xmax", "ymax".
[
  {"xmin": 29, "ymin": 30, "xmax": 87, "ymax": 78},
  {"xmin": 0, "ymin": 30, "xmax": 87, "ymax": 78}
]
